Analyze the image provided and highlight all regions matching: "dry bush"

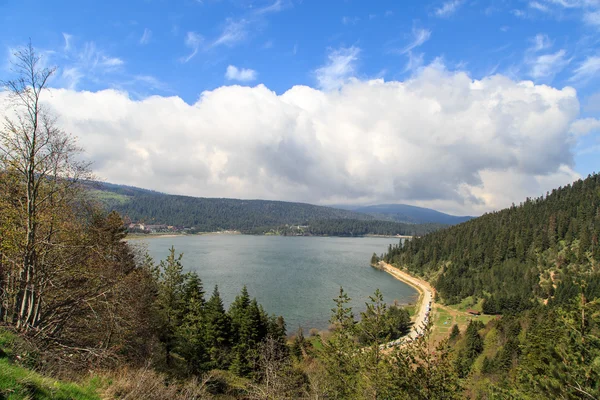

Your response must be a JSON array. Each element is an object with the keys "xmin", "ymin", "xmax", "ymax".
[{"xmin": 101, "ymin": 366, "xmax": 212, "ymax": 400}]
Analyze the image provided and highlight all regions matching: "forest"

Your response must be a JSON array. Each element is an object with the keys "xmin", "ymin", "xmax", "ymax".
[
  {"xmin": 92, "ymin": 183, "xmax": 372, "ymax": 230},
  {"xmin": 383, "ymin": 172, "xmax": 600, "ymax": 398},
  {"xmin": 384, "ymin": 173, "xmax": 600, "ymax": 308},
  {"xmin": 244, "ymin": 218, "xmax": 443, "ymax": 236},
  {"xmin": 91, "ymin": 183, "xmax": 447, "ymax": 236}
]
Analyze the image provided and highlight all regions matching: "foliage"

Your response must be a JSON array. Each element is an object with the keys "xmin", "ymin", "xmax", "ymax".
[{"xmin": 384, "ymin": 173, "xmax": 600, "ymax": 308}]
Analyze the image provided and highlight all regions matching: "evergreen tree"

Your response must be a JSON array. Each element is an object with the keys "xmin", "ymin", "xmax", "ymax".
[
  {"xmin": 358, "ymin": 289, "xmax": 394, "ymax": 398},
  {"xmin": 175, "ymin": 272, "xmax": 209, "ymax": 375},
  {"xmin": 449, "ymin": 324, "xmax": 460, "ymax": 341},
  {"xmin": 229, "ymin": 286, "xmax": 255, "ymax": 376},
  {"xmin": 204, "ymin": 285, "xmax": 231, "ymax": 370},
  {"xmin": 156, "ymin": 247, "xmax": 186, "ymax": 367},
  {"xmin": 319, "ymin": 287, "xmax": 359, "ymax": 399}
]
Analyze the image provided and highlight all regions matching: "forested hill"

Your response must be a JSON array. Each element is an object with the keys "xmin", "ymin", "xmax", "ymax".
[
  {"xmin": 384, "ymin": 173, "xmax": 600, "ymax": 310},
  {"xmin": 337, "ymin": 203, "xmax": 473, "ymax": 225},
  {"xmin": 87, "ymin": 182, "xmax": 376, "ymax": 231}
]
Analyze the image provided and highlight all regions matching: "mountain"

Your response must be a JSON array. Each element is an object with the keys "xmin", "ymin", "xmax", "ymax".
[
  {"xmin": 335, "ymin": 203, "xmax": 473, "ymax": 225},
  {"xmin": 87, "ymin": 182, "xmax": 447, "ymax": 236}
]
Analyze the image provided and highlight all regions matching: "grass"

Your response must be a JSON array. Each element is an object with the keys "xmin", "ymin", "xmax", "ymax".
[
  {"xmin": 0, "ymin": 359, "xmax": 102, "ymax": 400},
  {"xmin": 0, "ymin": 329, "xmax": 102, "ymax": 400},
  {"xmin": 89, "ymin": 190, "xmax": 131, "ymax": 205},
  {"xmin": 308, "ymin": 336, "xmax": 324, "ymax": 351}
]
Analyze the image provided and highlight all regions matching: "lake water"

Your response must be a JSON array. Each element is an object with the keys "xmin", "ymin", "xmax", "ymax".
[{"xmin": 132, "ymin": 235, "xmax": 417, "ymax": 333}]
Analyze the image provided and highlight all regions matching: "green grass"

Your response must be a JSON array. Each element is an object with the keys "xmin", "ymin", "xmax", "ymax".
[
  {"xmin": 0, "ymin": 329, "xmax": 102, "ymax": 400},
  {"xmin": 89, "ymin": 190, "xmax": 131, "ymax": 205},
  {"xmin": 0, "ymin": 359, "xmax": 101, "ymax": 400},
  {"xmin": 309, "ymin": 336, "xmax": 324, "ymax": 350}
]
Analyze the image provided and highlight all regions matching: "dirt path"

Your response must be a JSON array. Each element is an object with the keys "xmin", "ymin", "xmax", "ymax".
[{"xmin": 375, "ymin": 261, "xmax": 435, "ymax": 347}]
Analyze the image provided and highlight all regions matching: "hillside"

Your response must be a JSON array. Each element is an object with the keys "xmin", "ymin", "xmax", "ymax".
[
  {"xmin": 384, "ymin": 173, "xmax": 600, "ymax": 309},
  {"xmin": 88, "ymin": 182, "xmax": 444, "ymax": 235},
  {"xmin": 336, "ymin": 203, "xmax": 473, "ymax": 225},
  {"xmin": 380, "ymin": 174, "xmax": 600, "ymax": 398}
]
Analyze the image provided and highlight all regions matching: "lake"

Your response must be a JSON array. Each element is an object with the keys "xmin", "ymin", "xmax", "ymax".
[{"xmin": 132, "ymin": 235, "xmax": 417, "ymax": 333}]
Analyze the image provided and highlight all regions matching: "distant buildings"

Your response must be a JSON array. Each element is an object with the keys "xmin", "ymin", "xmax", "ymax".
[{"xmin": 127, "ymin": 223, "xmax": 184, "ymax": 234}]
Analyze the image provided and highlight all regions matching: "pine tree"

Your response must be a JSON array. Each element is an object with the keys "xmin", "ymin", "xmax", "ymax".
[
  {"xmin": 319, "ymin": 287, "xmax": 359, "ymax": 399},
  {"xmin": 176, "ymin": 272, "xmax": 209, "ymax": 375},
  {"xmin": 229, "ymin": 286, "xmax": 254, "ymax": 376},
  {"xmin": 204, "ymin": 285, "xmax": 231, "ymax": 369},
  {"xmin": 156, "ymin": 247, "xmax": 186, "ymax": 367},
  {"xmin": 358, "ymin": 289, "xmax": 394, "ymax": 398},
  {"xmin": 449, "ymin": 324, "xmax": 460, "ymax": 341}
]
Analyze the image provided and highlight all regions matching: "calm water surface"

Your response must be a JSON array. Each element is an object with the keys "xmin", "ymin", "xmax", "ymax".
[{"xmin": 133, "ymin": 235, "xmax": 417, "ymax": 333}]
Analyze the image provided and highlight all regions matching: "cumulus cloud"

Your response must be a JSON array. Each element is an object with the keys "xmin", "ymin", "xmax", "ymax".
[
  {"xmin": 4, "ymin": 63, "xmax": 584, "ymax": 216},
  {"xmin": 225, "ymin": 65, "xmax": 257, "ymax": 82}
]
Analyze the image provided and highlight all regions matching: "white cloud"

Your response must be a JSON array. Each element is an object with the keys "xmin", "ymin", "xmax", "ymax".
[
  {"xmin": 101, "ymin": 56, "xmax": 124, "ymax": 67},
  {"xmin": 342, "ymin": 16, "xmax": 360, "ymax": 25},
  {"xmin": 225, "ymin": 65, "xmax": 257, "ymax": 82},
  {"xmin": 569, "ymin": 118, "xmax": 600, "ymax": 136},
  {"xmin": 254, "ymin": 0, "xmax": 286, "ymax": 15},
  {"xmin": 584, "ymin": 10, "xmax": 600, "ymax": 24},
  {"xmin": 435, "ymin": 0, "xmax": 464, "ymax": 17},
  {"xmin": 62, "ymin": 33, "xmax": 73, "ymax": 51},
  {"xmin": 315, "ymin": 46, "xmax": 360, "ymax": 91},
  {"xmin": 140, "ymin": 28, "xmax": 152, "ymax": 45},
  {"xmin": 212, "ymin": 19, "xmax": 248, "ymax": 47},
  {"xmin": 10, "ymin": 65, "xmax": 585, "ymax": 216},
  {"xmin": 528, "ymin": 49, "xmax": 571, "ymax": 79},
  {"xmin": 404, "ymin": 52, "xmax": 425, "ymax": 73},
  {"xmin": 532, "ymin": 0, "xmax": 600, "ymax": 24},
  {"xmin": 529, "ymin": 1, "xmax": 551, "ymax": 12},
  {"xmin": 530, "ymin": 33, "xmax": 552, "ymax": 51},
  {"xmin": 570, "ymin": 55, "xmax": 600, "ymax": 80},
  {"xmin": 397, "ymin": 28, "xmax": 432, "ymax": 55},
  {"xmin": 181, "ymin": 32, "xmax": 203, "ymax": 63},
  {"xmin": 52, "ymin": 40, "xmax": 124, "ymax": 89}
]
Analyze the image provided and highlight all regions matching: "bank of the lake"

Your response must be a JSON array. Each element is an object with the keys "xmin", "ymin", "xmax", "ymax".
[{"xmin": 131, "ymin": 235, "xmax": 417, "ymax": 333}]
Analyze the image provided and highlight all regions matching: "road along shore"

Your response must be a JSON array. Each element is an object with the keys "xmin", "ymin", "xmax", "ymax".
[{"xmin": 374, "ymin": 261, "xmax": 436, "ymax": 347}]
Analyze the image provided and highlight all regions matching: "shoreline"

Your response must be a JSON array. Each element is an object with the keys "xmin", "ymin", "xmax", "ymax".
[
  {"xmin": 374, "ymin": 261, "xmax": 435, "ymax": 343},
  {"xmin": 127, "ymin": 232, "xmax": 412, "ymax": 240},
  {"xmin": 126, "ymin": 231, "xmax": 241, "ymax": 240}
]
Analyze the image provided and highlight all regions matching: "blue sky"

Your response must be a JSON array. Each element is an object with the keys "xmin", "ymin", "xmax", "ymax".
[{"xmin": 0, "ymin": 0, "xmax": 599, "ymax": 214}]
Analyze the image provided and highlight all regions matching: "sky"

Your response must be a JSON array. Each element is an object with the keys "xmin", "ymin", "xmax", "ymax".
[{"xmin": 0, "ymin": 0, "xmax": 599, "ymax": 216}]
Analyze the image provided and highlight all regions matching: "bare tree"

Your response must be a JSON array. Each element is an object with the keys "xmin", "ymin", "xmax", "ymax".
[{"xmin": 0, "ymin": 41, "xmax": 90, "ymax": 331}]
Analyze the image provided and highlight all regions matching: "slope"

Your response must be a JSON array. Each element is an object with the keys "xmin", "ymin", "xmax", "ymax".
[
  {"xmin": 384, "ymin": 173, "xmax": 600, "ymax": 310},
  {"xmin": 338, "ymin": 203, "xmax": 473, "ymax": 225}
]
